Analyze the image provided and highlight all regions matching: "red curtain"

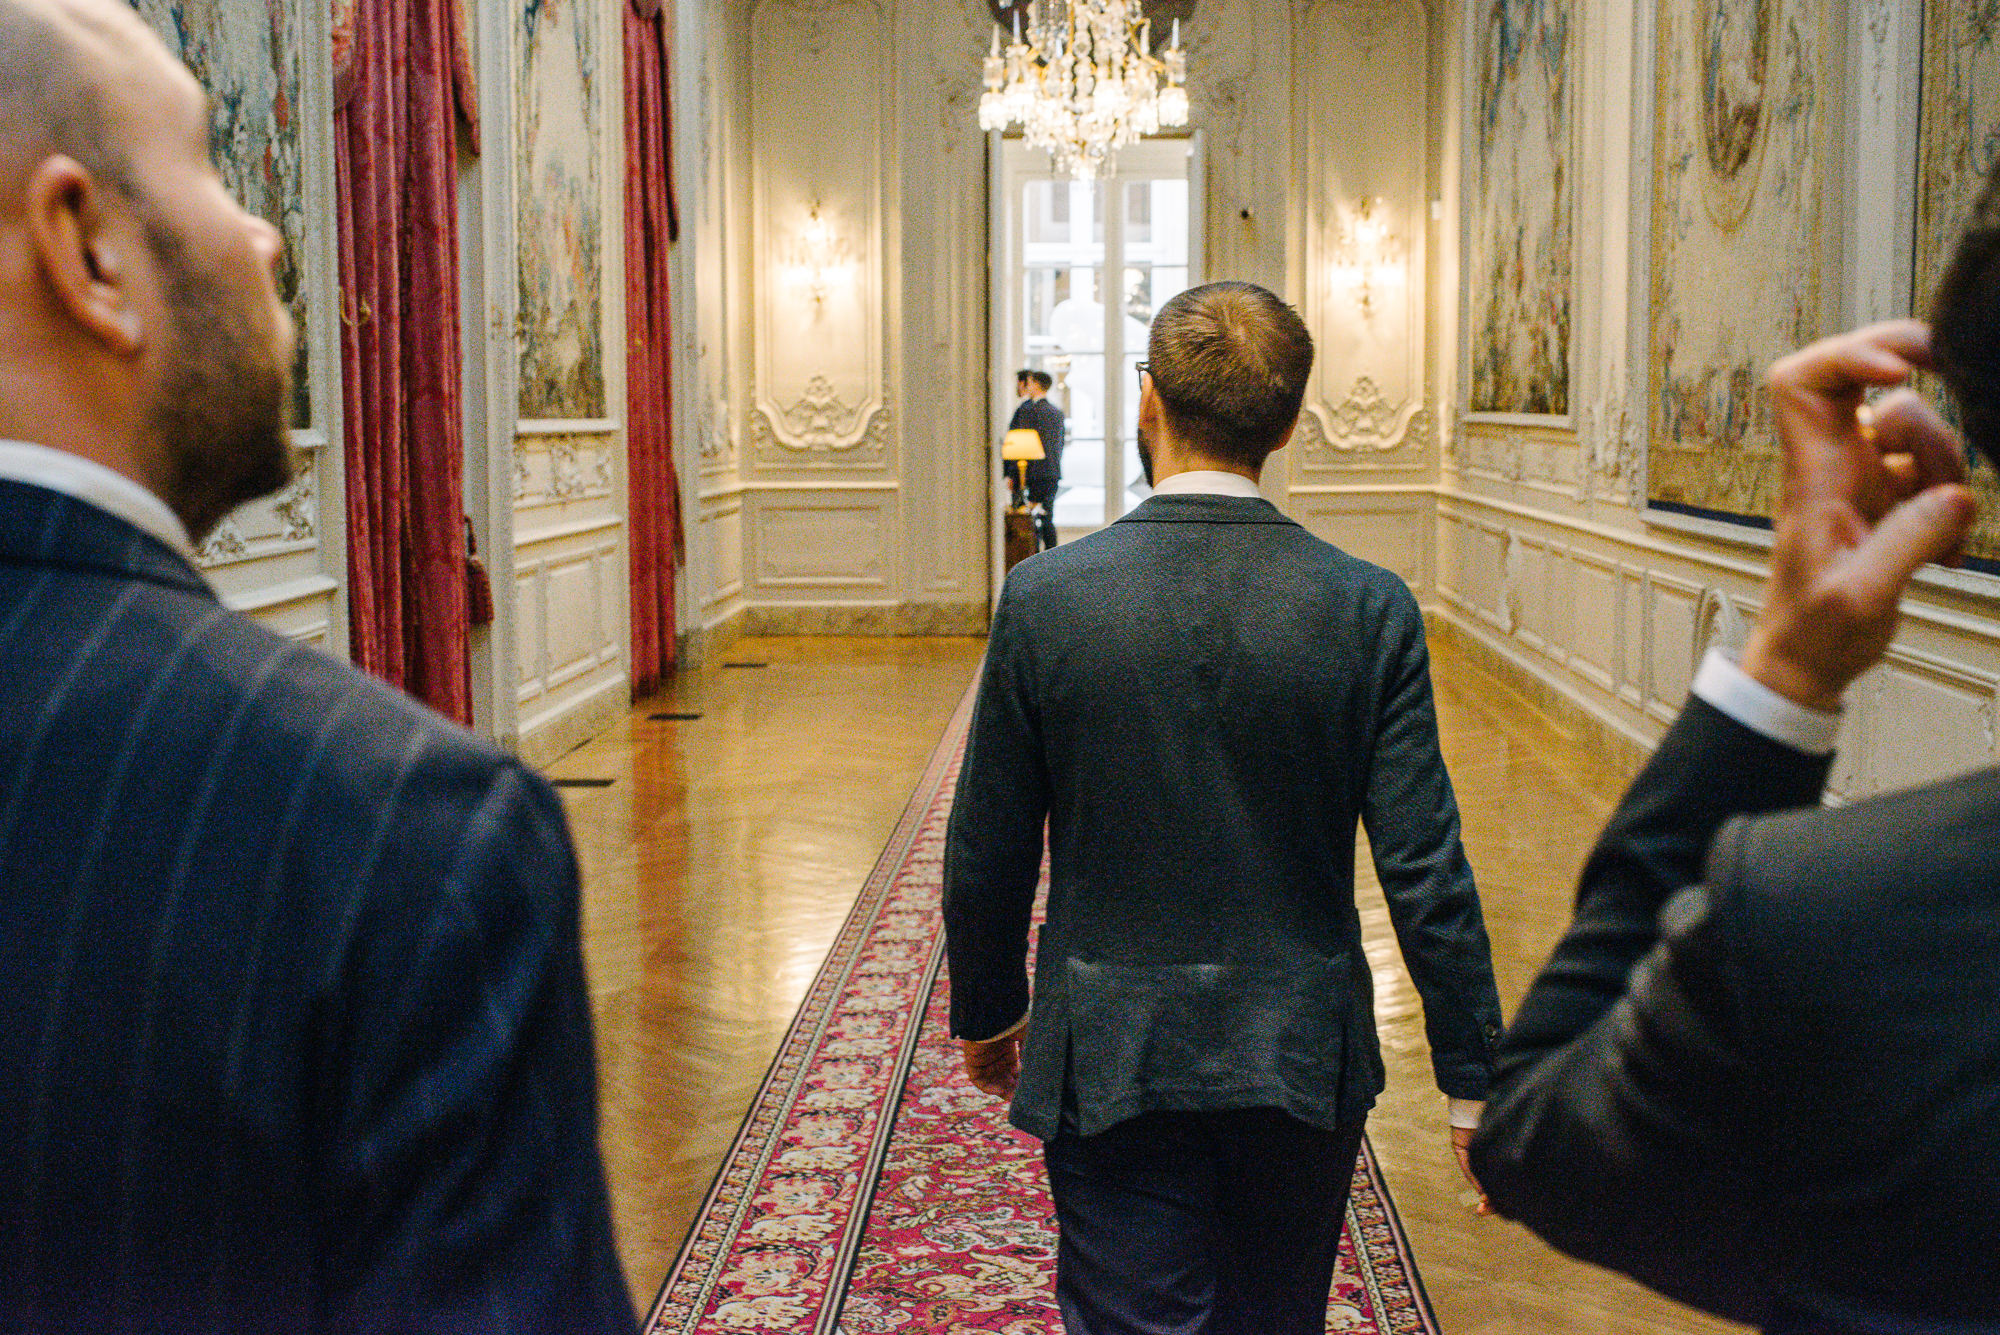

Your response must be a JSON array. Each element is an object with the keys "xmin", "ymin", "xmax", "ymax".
[
  {"xmin": 625, "ymin": 0, "xmax": 684, "ymax": 699},
  {"xmin": 334, "ymin": 0, "xmax": 478, "ymax": 724}
]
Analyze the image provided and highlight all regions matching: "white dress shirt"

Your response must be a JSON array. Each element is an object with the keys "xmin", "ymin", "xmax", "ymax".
[
  {"xmin": 1149, "ymin": 470, "xmax": 1264, "ymax": 499},
  {"xmin": 1690, "ymin": 646, "xmax": 1842, "ymax": 755},
  {"xmin": 0, "ymin": 439, "xmax": 197, "ymax": 563}
]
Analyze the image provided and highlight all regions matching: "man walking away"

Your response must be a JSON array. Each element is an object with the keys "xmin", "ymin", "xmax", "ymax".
[{"xmin": 946, "ymin": 281, "xmax": 1502, "ymax": 1334}]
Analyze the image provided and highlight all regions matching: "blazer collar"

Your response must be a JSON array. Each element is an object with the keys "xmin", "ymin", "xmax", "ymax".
[
  {"xmin": 1114, "ymin": 492, "xmax": 1299, "ymax": 526},
  {"xmin": 0, "ymin": 479, "xmax": 213, "ymax": 598}
]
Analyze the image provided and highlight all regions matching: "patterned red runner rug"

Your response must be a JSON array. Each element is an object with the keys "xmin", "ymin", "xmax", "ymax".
[{"xmin": 645, "ymin": 684, "xmax": 1440, "ymax": 1335}]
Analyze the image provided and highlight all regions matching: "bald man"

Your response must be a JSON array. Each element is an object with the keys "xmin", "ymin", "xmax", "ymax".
[{"xmin": 0, "ymin": 2, "xmax": 636, "ymax": 1330}]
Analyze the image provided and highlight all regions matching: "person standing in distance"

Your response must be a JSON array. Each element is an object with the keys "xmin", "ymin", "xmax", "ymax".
[
  {"xmin": 0, "ymin": 0, "xmax": 635, "ymax": 1328},
  {"xmin": 946, "ymin": 282, "xmax": 1502, "ymax": 1334},
  {"xmin": 1003, "ymin": 368, "xmax": 1065, "ymax": 550}
]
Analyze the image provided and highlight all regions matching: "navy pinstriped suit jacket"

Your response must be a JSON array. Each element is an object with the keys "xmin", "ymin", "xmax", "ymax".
[{"xmin": 0, "ymin": 481, "xmax": 637, "ymax": 1332}]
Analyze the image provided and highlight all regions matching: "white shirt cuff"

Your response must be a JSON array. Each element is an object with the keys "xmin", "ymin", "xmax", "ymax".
[
  {"xmin": 1690, "ymin": 647, "xmax": 1842, "ymax": 757},
  {"xmin": 1448, "ymin": 1097, "xmax": 1484, "ymax": 1131},
  {"xmin": 971, "ymin": 1012, "xmax": 1028, "ymax": 1044}
]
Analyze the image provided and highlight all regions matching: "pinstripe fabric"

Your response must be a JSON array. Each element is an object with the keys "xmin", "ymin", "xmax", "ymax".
[{"xmin": 0, "ymin": 480, "xmax": 637, "ymax": 1333}]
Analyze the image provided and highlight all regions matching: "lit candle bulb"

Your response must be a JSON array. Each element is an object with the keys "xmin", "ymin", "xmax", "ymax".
[{"xmin": 1171, "ymin": 17, "xmax": 1181, "ymax": 49}]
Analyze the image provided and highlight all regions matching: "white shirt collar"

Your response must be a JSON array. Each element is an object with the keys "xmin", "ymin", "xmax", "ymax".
[
  {"xmin": 0, "ymin": 439, "xmax": 197, "ymax": 561},
  {"xmin": 1149, "ymin": 470, "xmax": 1264, "ymax": 499}
]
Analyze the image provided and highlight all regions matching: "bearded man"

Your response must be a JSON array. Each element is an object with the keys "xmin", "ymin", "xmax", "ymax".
[{"xmin": 0, "ymin": 0, "xmax": 635, "ymax": 1329}]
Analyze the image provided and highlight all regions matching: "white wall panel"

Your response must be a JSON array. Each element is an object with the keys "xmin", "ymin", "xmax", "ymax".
[
  {"xmin": 1871, "ymin": 656, "xmax": 1996, "ymax": 790},
  {"xmin": 754, "ymin": 502, "xmax": 888, "ymax": 588},
  {"xmin": 1472, "ymin": 523, "xmax": 1508, "ymax": 630},
  {"xmin": 1300, "ymin": 503, "xmax": 1429, "ymax": 590},
  {"xmin": 1544, "ymin": 545, "xmax": 1577, "ymax": 665},
  {"xmin": 1572, "ymin": 553, "xmax": 1619, "ymax": 693},
  {"xmin": 516, "ymin": 571, "xmax": 544, "ymax": 693},
  {"xmin": 1646, "ymin": 576, "xmax": 1701, "ymax": 722},
  {"xmin": 1513, "ymin": 536, "xmax": 1550, "ymax": 655},
  {"xmin": 546, "ymin": 556, "xmax": 602, "ymax": 687}
]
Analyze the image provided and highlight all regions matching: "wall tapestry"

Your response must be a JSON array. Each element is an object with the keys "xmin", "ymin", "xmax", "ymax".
[
  {"xmin": 1646, "ymin": 0, "xmax": 1830, "ymax": 528},
  {"xmin": 1914, "ymin": 1, "xmax": 2000, "ymax": 571},
  {"xmin": 517, "ymin": 0, "xmax": 606, "ymax": 420},
  {"xmin": 137, "ymin": 0, "xmax": 310, "ymax": 429},
  {"xmin": 1465, "ymin": 0, "xmax": 1573, "ymax": 417}
]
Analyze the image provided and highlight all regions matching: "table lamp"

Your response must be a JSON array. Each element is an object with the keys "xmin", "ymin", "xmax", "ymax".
[{"xmin": 1002, "ymin": 429, "xmax": 1046, "ymax": 463}]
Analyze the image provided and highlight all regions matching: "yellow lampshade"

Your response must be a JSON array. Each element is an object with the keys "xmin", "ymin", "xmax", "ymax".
[{"xmin": 1003, "ymin": 428, "xmax": 1046, "ymax": 462}]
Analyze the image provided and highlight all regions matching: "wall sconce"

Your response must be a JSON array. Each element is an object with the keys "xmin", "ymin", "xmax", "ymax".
[
  {"xmin": 1329, "ymin": 197, "xmax": 1403, "ymax": 319},
  {"xmin": 786, "ymin": 202, "xmax": 852, "ymax": 307}
]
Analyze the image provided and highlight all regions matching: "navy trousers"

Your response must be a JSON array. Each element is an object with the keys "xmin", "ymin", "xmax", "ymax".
[
  {"xmin": 1041, "ymin": 1107, "xmax": 1368, "ymax": 1335},
  {"xmin": 1027, "ymin": 480, "xmax": 1060, "ymax": 549}
]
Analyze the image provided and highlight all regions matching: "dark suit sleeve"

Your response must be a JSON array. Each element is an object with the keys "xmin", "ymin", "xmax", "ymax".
[
  {"xmin": 1037, "ymin": 402, "xmax": 1065, "ymax": 473},
  {"xmin": 1359, "ymin": 594, "xmax": 1504, "ymax": 1098},
  {"xmin": 1469, "ymin": 697, "xmax": 1832, "ymax": 1325},
  {"xmin": 942, "ymin": 578, "xmax": 1051, "ymax": 1042},
  {"xmin": 319, "ymin": 761, "xmax": 637, "ymax": 1333}
]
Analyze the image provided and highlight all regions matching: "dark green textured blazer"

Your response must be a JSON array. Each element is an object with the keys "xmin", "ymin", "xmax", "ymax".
[{"xmin": 942, "ymin": 492, "xmax": 1503, "ymax": 1141}]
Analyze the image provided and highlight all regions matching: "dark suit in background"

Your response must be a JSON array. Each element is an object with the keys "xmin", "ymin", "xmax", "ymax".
[
  {"xmin": 0, "ymin": 480, "xmax": 636, "ymax": 1333},
  {"xmin": 944, "ymin": 492, "xmax": 1503, "ymax": 1332},
  {"xmin": 1003, "ymin": 395, "xmax": 1065, "ymax": 550},
  {"xmin": 1472, "ymin": 694, "xmax": 2000, "ymax": 1332}
]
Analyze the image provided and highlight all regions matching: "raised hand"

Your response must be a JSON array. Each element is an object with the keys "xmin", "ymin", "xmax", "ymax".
[{"xmin": 1742, "ymin": 320, "xmax": 1978, "ymax": 710}]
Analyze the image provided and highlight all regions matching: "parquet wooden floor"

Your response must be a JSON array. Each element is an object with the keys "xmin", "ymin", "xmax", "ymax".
[{"xmin": 548, "ymin": 631, "xmax": 1745, "ymax": 1333}]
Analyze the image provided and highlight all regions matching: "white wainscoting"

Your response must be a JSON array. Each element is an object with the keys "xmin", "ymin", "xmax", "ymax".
[
  {"xmin": 1434, "ymin": 488, "xmax": 2000, "ymax": 802},
  {"xmin": 207, "ymin": 438, "xmax": 346, "ymax": 660},
  {"xmin": 1290, "ymin": 487, "xmax": 1434, "ymax": 593},
  {"xmin": 513, "ymin": 424, "xmax": 629, "ymax": 765}
]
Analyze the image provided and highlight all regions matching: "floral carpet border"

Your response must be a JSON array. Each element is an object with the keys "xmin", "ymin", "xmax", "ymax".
[
  {"xmin": 644, "ymin": 684, "xmax": 978, "ymax": 1335},
  {"xmin": 643, "ymin": 677, "xmax": 1443, "ymax": 1333}
]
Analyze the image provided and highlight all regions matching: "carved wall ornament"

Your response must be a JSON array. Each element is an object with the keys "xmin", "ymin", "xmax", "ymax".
[
  {"xmin": 1581, "ymin": 387, "xmax": 1639, "ymax": 500},
  {"xmin": 1294, "ymin": 407, "xmax": 1333, "ymax": 464},
  {"xmin": 1324, "ymin": 375, "xmax": 1423, "ymax": 451},
  {"xmin": 750, "ymin": 401, "xmax": 892, "ymax": 461},
  {"xmin": 513, "ymin": 434, "xmax": 617, "ymax": 507},
  {"xmin": 274, "ymin": 466, "xmax": 317, "ymax": 542},
  {"xmin": 197, "ymin": 516, "xmax": 248, "ymax": 566},
  {"xmin": 781, "ymin": 375, "xmax": 865, "ymax": 446},
  {"xmin": 551, "ymin": 440, "xmax": 583, "ymax": 498}
]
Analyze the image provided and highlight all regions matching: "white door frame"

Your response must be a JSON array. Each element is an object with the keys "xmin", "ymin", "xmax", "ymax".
[{"xmin": 987, "ymin": 133, "xmax": 1205, "ymax": 607}]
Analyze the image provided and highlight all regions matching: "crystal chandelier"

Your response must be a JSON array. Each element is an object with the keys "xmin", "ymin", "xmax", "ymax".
[{"xmin": 979, "ymin": 2, "xmax": 1190, "ymax": 180}]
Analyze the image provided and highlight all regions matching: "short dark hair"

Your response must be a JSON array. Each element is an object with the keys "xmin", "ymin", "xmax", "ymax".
[
  {"xmin": 1931, "ymin": 167, "xmax": 2000, "ymax": 473},
  {"xmin": 1030, "ymin": 370, "xmax": 1053, "ymax": 391},
  {"xmin": 1016, "ymin": 368, "xmax": 1033, "ymax": 385},
  {"xmin": 1146, "ymin": 281, "xmax": 1314, "ymax": 469}
]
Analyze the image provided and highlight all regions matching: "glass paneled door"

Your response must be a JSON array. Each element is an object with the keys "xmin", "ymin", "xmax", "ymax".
[{"xmin": 991, "ymin": 136, "xmax": 1204, "ymax": 587}]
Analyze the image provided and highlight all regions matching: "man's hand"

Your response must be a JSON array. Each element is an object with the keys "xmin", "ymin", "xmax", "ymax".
[
  {"xmin": 1450, "ymin": 1125, "xmax": 1492, "ymax": 1216},
  {"xmin": 1744, "ymin": 320, "xmax": 1977, "ymax": 709},
  {"xmin": 960, "ymin": 1033, "xmax": 1022, "ymax": 1099}
]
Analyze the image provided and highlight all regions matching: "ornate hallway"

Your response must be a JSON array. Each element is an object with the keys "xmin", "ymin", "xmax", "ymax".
[{"xmin": 551, "ymin": 632, "xmax": 1741, "ymax": 1333}]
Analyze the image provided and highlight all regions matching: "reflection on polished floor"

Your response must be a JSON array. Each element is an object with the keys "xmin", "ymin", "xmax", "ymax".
[{"xmin": 548, "ymin": 632, "xmax": 1743, "ymax": 1333}]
